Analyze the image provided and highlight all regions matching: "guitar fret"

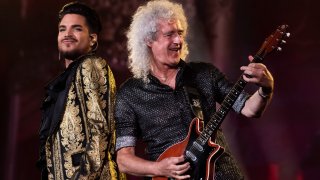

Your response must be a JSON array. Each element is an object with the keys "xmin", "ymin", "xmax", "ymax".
[
  {"xmin": 196, "ymin": 138, "xmax": 206, "ymax": 146},
  {"xmin": 221, "ymin": 103, "xmax": 230, "ymax": 110},
  {"xmin": 200, "ymin": 133, "xmax": 208, "ymax": 140},
  {"xmin": 225, "ymin": 97, "xmax": 233, "ymax": 106},
  {"xmin": 206, "ymin": 129, "xmax": 213, "ymax": 136},
  {"xmin": 224, "ymin": 97, "xmax": 232, "ymax": 104},
  {"xmin": 235, "ymin": 83, "xmax": 242, "ymax": 90},
  {"xmin": 219, "ymin": 109, "xmax": 226, "ymax": 115},
  {"xmin": 228, "ymin": 93, "xmax": 237, "ymax": 99},
  {"xmin": 203, "ymin": 131, "xmax": 210, "ymax": 139},
  {"xmin": 213, "ymin": 114, "xmax": 221, "ymax": 122},
  {"xmin": 235, "ymin": 81, "xmax": 245, "ymax": 89},
  {"xmin": 239, "ymin": 80, "xmax": 246, "ymax": 88},
  {"xmin": 207, "ymin": 122, "xmax": 215, "ymax": 131},
  {"xmin": 198, "ymin": 136, "xmax": 206, "ymax": 144},
  {"xmin": 232, "ymin": 89, "xmax": 240, "ymax": 95}
]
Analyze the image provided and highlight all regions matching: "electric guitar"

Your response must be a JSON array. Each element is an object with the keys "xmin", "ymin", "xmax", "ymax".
[{"xmin": 152, "ymin": 25, "xmax": 290, "ymax": 180}]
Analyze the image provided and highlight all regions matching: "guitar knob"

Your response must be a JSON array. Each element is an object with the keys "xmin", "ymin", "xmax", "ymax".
[{"xmin": 286, "ymin": 33, "xmax": 291, "ymax": 37}]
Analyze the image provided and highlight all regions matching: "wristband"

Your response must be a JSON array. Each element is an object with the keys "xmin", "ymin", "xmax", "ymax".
[{"xmin": 258, "ymin": 88, "xmax": 271, "ymax": 99}]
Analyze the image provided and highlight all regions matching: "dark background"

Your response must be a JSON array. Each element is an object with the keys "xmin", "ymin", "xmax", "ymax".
[{"xmin": 1, "ymin": 0, "xmax": 320, "ymax": 179}]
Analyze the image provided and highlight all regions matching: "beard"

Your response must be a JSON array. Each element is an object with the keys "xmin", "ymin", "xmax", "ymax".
[{"xmin": 59, "ymin": 49, "xmax": 84, "ymax": 61}]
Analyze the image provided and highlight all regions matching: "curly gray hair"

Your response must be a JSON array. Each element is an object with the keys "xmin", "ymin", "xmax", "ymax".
[{"xmin": 127, "ymin": 0, "xmax": 189, "ymax": 82}]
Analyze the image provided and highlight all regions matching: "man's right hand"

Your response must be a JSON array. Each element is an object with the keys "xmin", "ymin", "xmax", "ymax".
[
  {"xmin": 117, "ymin": 147, "xmax": 190, "ymax": 179},
  {"xmin": 155, "ymin": 155, "xmax": 190, "ymax": 179}
]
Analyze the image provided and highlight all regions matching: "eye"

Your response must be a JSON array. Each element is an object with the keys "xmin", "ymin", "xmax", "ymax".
[
  {"xmin": 164, "ymin": 32, "xmax": 173, "ymax": 38},
  {"xmin": 58, "ymin": 27, "xmax": 65, "ymax": 32},
  {"xmin": 75, "ymin": 27, "xmax": 83, "ymax": 31}
]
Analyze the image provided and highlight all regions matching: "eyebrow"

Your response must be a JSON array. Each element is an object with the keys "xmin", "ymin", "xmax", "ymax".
[
  {"xmin": 58, "ymin": 24, "xmax": 83, "ymax": 29},
  {"xmin": 163, "ymin": 29, "xmax": 184, "ymax": 35},
  {"xmin": 167, "ymin": 27, "xmax": 184, "ymax": 32},
  {"xmin": 71, "ymin": 24, "xmax": 83, "ymax": 28}
]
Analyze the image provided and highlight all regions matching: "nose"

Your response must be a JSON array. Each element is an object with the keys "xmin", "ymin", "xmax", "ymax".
[
  {"xmin": 172, "ymin": 33, "xmax": 183, "ymax": 44},
  {"xmin": 64, "ymin": 28, "xmax": 73, "ymax": 37}
]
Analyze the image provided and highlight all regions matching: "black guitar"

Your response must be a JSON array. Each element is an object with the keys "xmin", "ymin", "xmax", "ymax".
[{"xmin": 153, "ymin": 25, "xmax": 290, "ymax": 180}]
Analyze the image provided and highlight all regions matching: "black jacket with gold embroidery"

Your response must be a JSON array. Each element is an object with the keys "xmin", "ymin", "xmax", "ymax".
[{"xmin": 38, "ymin": 54, "xmax": 126, "ymax": 180}]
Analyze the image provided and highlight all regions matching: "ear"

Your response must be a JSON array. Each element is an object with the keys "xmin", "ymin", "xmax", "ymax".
[
  {"xmin": 90, "ymin": 34, "xmax": 98, "ymax": 46},
  {"xmin": 145, "ymin": 38, "xmax": 153, "ymax": 47}
]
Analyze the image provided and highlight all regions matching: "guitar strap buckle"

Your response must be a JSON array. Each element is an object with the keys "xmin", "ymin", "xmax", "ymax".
[{"xmin": 183, "ymin": 86, "xmax": 204, "ymax": 120}]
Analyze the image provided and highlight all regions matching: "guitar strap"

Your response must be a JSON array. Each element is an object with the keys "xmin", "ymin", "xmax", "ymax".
[
  {"xmin": 183, "ymin": 86, "xmax": 204, "ymax": 120},
  {"xmin": 183, "ymin": 86, "xmax": 219, "ymax": 144}
]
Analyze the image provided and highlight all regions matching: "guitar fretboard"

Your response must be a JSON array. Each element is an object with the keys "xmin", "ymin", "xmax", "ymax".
[{"xmin": 199, "ymin": 77, "xmax": 247, "ymax": 145}]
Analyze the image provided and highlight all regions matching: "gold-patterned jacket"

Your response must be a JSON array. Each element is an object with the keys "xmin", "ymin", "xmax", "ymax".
[{"xmin": 39, "ymin": 55, "xmax": 126, "ymax": 180}]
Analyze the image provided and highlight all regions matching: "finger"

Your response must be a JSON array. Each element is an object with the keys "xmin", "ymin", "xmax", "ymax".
[
  {"xmin": 169, "ymin": 155, "xmax": 186, "ymax": 165},
  {"xmin": 245, "ymin": 66, "xmax": 266, "ymax": 78},
  {"xmin": 245, "ymin": 70, "xmax": 254, "ymax": 76},
  {"xmin": 175, "ymin": 174, "xmax": 191, "ymax": 179},
  {"xmin": 176, "ymin": 165, "xmax": 190, "ymax": 175},
  {"xmin": 248, "ymin": 55, "xmax": 254, "ymax": 62},
  {"xmin": 240, "ymin": 66, "xmax": 254, "ymax": 80},
  {"xmin": 240, "ymin": 65, "xmax": 256, "ymax": 72},
  {"xmin": 248, "ymin": 63, "xmax": 266, "ymax": 70},
  {"xmin": 175, "ymin": 162, "xmax": 190, "ymax": 171},
  {"xmin": 176, "ymin": 155, "xmax": 185, "ymax": 162},
  {"xmin": 172, "ymin": 171, "xmax": 190, "ymax": 180},
  {"xmin": 242, "ymin": 74, "xmax": 259, "ymax": 83},
  {"xmin": 248, "ymin": 63, "xmax": 258, "ymax": 68}
]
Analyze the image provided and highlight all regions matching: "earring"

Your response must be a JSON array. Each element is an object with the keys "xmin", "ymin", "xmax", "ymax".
[{"xmin": 58, "ymin": 52, "xmax": 61, "ymax": 61}]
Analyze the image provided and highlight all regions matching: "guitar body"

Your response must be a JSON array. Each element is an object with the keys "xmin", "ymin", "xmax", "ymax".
[{"xmin": 152, "ymin": 118, "xmax": 224, "ymax": 180}]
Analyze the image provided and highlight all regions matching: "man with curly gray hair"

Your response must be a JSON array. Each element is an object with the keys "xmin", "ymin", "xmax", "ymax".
[
  {"xmin": 127, "ymin": 0, "xmax": 189, "ymax": 83},
  {"xmin": 115, "ymin": 0, "xmax": 274, "ymax": 179}
]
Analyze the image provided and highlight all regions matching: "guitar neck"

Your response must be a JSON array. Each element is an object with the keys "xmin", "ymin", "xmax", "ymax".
[
  {"xmin": 198, "ymin": 77, "xmax": 247, "ymax": 144},
  {"xmin": 196, "ymin": 54, "xmax": 264, "ymax": 146}
]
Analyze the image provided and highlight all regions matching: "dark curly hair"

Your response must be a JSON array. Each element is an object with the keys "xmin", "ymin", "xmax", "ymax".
[{"xmin": 58, "ymin": 1, "xmax": 102, "ymax": 34}]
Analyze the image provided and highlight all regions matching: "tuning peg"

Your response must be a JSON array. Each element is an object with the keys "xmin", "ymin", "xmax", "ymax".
[
  {"xmin": 286, "ymin": 33, "xmax": 291, "ymax": 37},
  {"xmin": 281, "ymin": 40, "xmax": 286, "ymax": 44},
  {"xmin": 280, "ymin": 24, "xmax": 288, "ymax": 29},
  {"xmin": 277, "ymin": 47, "xmax": 282, "ymax": 51}
]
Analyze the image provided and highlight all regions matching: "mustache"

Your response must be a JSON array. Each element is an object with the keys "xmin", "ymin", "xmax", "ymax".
[{"xmin": 62, "ymin": 36, "xmax": 77, "ymax": 41}]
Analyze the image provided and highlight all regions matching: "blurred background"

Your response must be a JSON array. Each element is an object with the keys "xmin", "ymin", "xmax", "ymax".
[{"xmin": 1, "ymin": 0, "xmax": 320, "ymax": 179}]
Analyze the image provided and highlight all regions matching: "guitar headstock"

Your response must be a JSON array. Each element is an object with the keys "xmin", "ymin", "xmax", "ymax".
[{"xmin": 254, "ymin": 24, "xmax": 290, "ymax": 63}]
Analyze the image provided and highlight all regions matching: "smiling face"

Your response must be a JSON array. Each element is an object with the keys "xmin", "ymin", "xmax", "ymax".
[
  {"xmin": 148, "ymin": 19, "xmax": 185, "ymax": 67},
  {"xmin": 58, "ymin": 14, "xmax": 96, "ymax": 60}
]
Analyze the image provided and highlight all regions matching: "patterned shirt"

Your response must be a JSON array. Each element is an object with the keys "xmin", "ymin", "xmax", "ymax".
[{"xmin": 115, "ymin": 60, "xmax": 249, "ymax": 179}]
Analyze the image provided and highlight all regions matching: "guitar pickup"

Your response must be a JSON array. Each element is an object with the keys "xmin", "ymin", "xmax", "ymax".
[
  {"xmin": 186, "ymin": 150, "xmax": 197, "ymax": 162},
  {"xmin": 193, "ymin": 141, "xmax": 204, "ymax": 152}
]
